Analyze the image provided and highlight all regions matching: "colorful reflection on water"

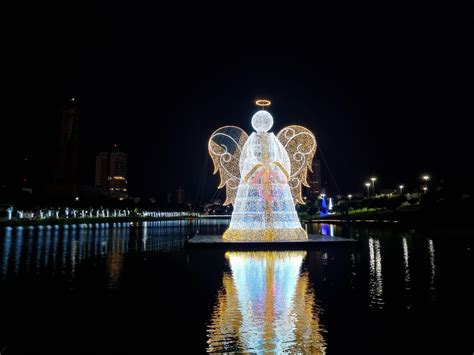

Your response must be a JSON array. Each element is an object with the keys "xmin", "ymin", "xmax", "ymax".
[
  {"xmin": 0, "ymin": 222, "xmax": 194, "ymax": 282},
  {"xmin": 320, "ymin": 223, "xmax": 334, "ymax": 236},
  {"xmin": 0, "ymin": 220, "xmax": 471, "ymax": 353},
  {"xmin": 207, "ymin": 251, "xmax": 326, "ymax": 354}
]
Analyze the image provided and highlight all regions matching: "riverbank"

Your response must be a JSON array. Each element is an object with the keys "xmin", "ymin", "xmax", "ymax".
[
  {"xmin": 303, "ymin": 207, "xmax": 473, "ymax": 226},
  {"xmin": 1, "ymin": 207, "xmax": 472, "ymax": 228},
  {"xmin": 0, "ymin": 215, "xmax": 220, "ymax": 228}
]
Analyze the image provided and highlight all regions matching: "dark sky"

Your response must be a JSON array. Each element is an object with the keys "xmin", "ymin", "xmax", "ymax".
[{"xmin": 3, "ymin": 3, "xmax": 472, "ymax": 202}]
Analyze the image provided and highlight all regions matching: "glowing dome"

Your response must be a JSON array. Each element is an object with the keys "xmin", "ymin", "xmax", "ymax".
[{"xmin": 251, "ymin": 110, "xmax": 273, "ymax": 132}]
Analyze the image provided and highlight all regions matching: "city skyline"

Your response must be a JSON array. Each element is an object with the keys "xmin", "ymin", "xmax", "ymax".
[
  {"xmin": 1, "ymin": 3, "xmax": 471, "ymax": 202},
  {"xmin": 0, "ymin": 5, "xmax": 471, "ymax": 355},
  {"xmin": 2, "ymin": 95, "xmax": 466, "ymax": 203},
  {"xmin": 95, "ymin": 145, "xmax": 128, "ymax": 199}
]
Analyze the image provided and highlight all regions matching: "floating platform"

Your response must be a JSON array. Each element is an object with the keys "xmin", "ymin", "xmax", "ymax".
[{"xmin": 187, "ymin": 234, "xmax": 358, "ymax": 249}]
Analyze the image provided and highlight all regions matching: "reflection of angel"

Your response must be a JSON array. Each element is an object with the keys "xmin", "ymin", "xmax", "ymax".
[
  {"xmin": 208, "ymin": 107, "xmax": 316, "ymax": 241},
  {"xmin": 207, "ymin": 251, "xmax": 326, "ymax": 353}
]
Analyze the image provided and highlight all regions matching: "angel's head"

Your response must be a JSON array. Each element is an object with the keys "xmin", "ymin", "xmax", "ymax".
[{"xmin": 251, "ymin": 110, "xmax": 273, "ymax": 133}]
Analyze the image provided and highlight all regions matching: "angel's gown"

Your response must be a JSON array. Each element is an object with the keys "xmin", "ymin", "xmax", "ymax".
[{"xmin": 223, "ymin": 130, "xmax": 307, "ymax": 241}]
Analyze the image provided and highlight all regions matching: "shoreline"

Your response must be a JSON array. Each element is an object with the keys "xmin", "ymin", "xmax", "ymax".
[
  {"xmin": 1, "ymin": 213, "xmax": 472, "ymax": 229},
  {"xmin": 0, "ymin": 215, "xmax": 216, "ymax": 228}
]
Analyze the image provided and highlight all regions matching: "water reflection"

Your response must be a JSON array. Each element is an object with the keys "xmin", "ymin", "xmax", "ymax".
[
  {"xmin": 368, "ymin": 237, "xmax": 384, "ymax": 308},
  {"xmin": 428, "ymin": 238, "xmax": 436, "ymax": 300},
  {"xmin": 402, "ymin": 237, "xmax": 411, "ymax": 291},
  {"xmin": 37, "ymin": 228, "xmax": 44, "ymax": 275},
  {"xmin": 350, "ymin": 252, "xmax": 357, "ymax": 289},
  {"xmin": 320, "ymin": 223, "xmax": 334, "ymax": 237},
  {"xmin": 1, "ymin": 228, "xmax": 12, "ymax": 279},
  {"xmin": 0, "ymin": 222, "xmax": 191, "ymax": 282},
  {"xmin": 207, "ymin": 251, "xmax": 326, "ymax": 354}
]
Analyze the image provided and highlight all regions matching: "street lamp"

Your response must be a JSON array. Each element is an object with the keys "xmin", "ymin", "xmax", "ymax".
[
  {"xmin": 365, "ymin": 182, "xmax": 371, "ymax": 198},
  {"xmin": 399, "ymin": 185, "xmax": 404, "ymax": 195},
  {"xmin": 421, "ymin": 175, "xmax": 430, "ymax": 194},
  {"xmin": 348, "ymin": 194, "xmax": 352, "ymax": 201},
  {"xmin": 370, "ymin": 177, "xmax": 377, "ymax": 196}
]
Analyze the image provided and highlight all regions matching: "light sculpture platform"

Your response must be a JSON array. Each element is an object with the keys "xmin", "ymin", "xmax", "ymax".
[{"xmin": 208, "ymin": 102, "xmax": 316, "ymax": 241}]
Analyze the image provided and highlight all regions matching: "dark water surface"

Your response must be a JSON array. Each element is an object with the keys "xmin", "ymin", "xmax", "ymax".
[{"xmin": 0, "ymin": 220, "xmax": 472, "ymax": 354}]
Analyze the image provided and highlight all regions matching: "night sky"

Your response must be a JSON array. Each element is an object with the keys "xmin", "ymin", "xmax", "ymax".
[{"xmin": 3, "ymin": 3, "xmax": 472, "ymax": 202}]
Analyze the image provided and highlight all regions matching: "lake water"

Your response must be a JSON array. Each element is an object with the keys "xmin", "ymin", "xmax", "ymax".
[{"xmin": 0, "ymin": 220, "xmax": 472, "ymax": 354}]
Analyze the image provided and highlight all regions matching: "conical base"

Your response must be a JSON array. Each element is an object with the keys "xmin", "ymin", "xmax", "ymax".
[{"xmin": 223, "ymin": 227, "xmax": 308, "ymax": 242}]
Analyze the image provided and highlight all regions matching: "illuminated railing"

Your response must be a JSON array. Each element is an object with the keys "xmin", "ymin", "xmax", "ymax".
[{"xmin": 1, "ymin": 209, "xmax": 206, "ymax": 222}]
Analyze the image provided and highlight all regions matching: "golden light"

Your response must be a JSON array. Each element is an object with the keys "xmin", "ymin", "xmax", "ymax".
[
  {"xmin": 208, "ymin": 106, "xmax": 316, "ymax": 242},
  {"xmin": 255, "ymin": 99, "xmax": 271, "ymax": 107},
  {"xmin": 207, "ymin": 251, "xmax": 326, "ymax": 353},
  {"xmin": 208, "ymin": 125, "xmax": 249, "ymax": 206},
  {"xmin": 276, "ymin": 125, "xmax": 317, "ymax": 205}
]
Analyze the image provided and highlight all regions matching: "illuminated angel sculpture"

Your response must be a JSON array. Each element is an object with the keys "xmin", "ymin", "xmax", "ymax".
[{"xmin": 208, "ymin": 104, "xmax": 316, "ymax": 241}]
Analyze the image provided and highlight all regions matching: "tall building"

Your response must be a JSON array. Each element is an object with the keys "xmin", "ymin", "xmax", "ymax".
[
  {"xmin": 55, "ymin": 98, "xmax": 79, "ymax": 183},
  {"xmin": 48, "ymin": 97, "xmax": 80, "ymax": 199},
  {"xmin": 167, "ymin": 187, "xmax": 185, "ymax": 206},
  {"xmin": 176, "ymin": 186, "xmax": 185, "ymax": 204},
  {"xmin": 108, "ymin": 149, "xmax": 128, "ymax": 198},
  {"xmin": 95, "ymin": 152, "xmax": 109, "ymax": 190},
  {"xmin": 306, "ymin": 157, "xmax": 322, "ymax": 201},
  {"xmin": 95, "ymin": 145, "xmax": 128, "ymax": 199}
]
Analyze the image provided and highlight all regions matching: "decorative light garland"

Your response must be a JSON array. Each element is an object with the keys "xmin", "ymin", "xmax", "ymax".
[{"xmin": 208, "ymin": 108, "xmax": 317, "ymax": 241}]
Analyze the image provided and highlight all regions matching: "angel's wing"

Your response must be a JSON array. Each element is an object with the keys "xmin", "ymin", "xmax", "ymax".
[
  {"xmin": 277, "ymin": 125, "xmax": 317, "ymax": 204},
  {"xmin": 208, "ymin": 126, "xmax": 248, "ymax": 206}
]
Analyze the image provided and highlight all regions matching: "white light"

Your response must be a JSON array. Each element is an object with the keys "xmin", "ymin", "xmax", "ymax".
[
  {"xmin": 369, "ymin": 238, "xmax": 384, "ymax": 307},
  {"xmin": 209, "ymin": 108, "xmax": 316, "ymax": 241},
  {"xmin": 207, "ymin": 251, "xmax": 326, "ymax": 353},
  {"xmin": 251, "ymin": 110, "xmax": 274, "ymax": 132}
]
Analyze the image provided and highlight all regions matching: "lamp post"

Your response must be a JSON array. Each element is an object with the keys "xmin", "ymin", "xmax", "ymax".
[
  {"xmin": 348, "ymin": 194, "xmax": 352, "ymax": 201},
  {"xmin": 421, "ymin": 175, "xmax": 430, "ymax": 195},
  {"xmin": 399, "ymin": 185, "xmax": 404, "ymax": 195},
  {"xmin": 370, "ymin": 177, "xmax": 377, "ymax": 196},
  {"xmin": 365, "ymin": 183, "xmax": 371, "ymax": 198}
]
